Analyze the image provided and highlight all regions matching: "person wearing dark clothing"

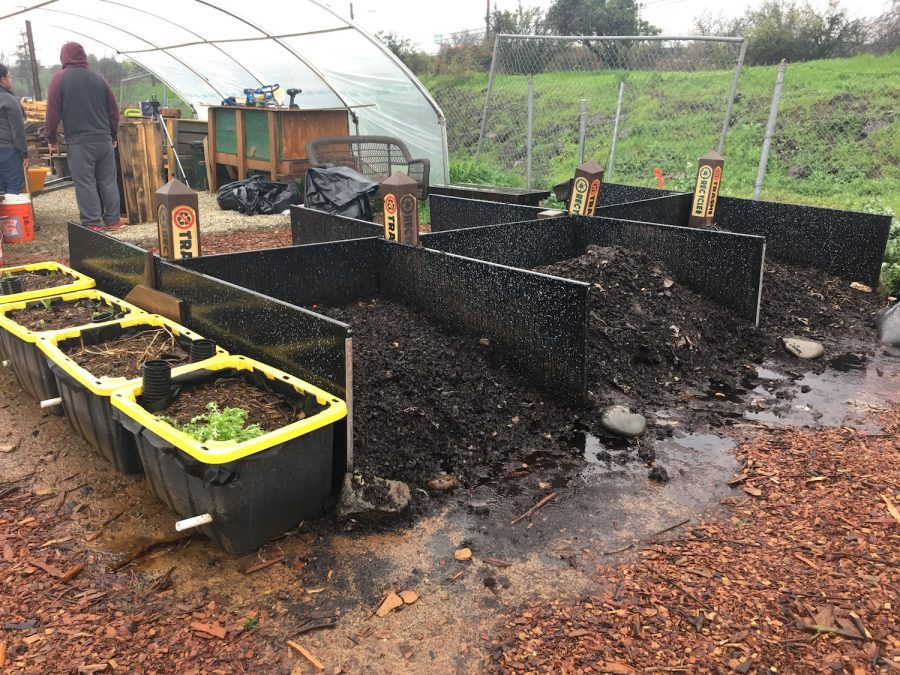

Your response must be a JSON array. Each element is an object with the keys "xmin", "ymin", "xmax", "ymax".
[
  {"xmin": 45, "ymin": 42, "xmax": 122, "ymax": 230},
  {"xmin": 0, "ymin": 64, "xmax": 28, "ymax": 194}
]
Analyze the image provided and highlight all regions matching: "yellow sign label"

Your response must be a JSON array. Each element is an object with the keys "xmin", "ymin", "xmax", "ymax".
[
  {"xmin": 157, "ymin": 204, "xmax": 172, "ymax": 258},
  {"xmin": 171, "ymin": 205, "xmax": 199, "ymax": 259},
  {"xmin": 384, "ymin": 193, "xmax": 398, "ymax": 241},
  {"xmin": 569, "ymin": 176, "xmax": 590, "ymax": 215},
  {"xmin": 706, "ymin": 166, "xmax": 722, "ymax": 218},
  {"xmin": 399, "ymin": 193, "xmax": 418, "ymax": 244},
  {"xmin": 691, "ymin": 165, "xmax": 713, "ymax": 218}
]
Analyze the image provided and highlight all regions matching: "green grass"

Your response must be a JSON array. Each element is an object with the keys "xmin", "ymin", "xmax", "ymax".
[{"xmin": 422, "ymin": 50, "xmax": 900, "ymax": 289}]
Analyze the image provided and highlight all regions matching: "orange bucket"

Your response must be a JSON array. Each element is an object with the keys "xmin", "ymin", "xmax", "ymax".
[
  {"xmin": 0, "ymin": 193, "xmax": 35, "ymax": 243},
  {"xmin": 27, "ymin": 166, "xmax": 51, "ymax": 194}
]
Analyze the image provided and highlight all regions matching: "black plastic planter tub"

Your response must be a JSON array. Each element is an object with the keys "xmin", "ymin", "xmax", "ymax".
[
  {"xmin": 0, "ymin": 290, "xmax": 144, "ymax": 415},
  {"xmin": 37, "ymin": 315, "xmax": 226, "ymax": 474},
  {"xmin": 111, "ymin": 355, "xmax": 347, "ymax": 554}
]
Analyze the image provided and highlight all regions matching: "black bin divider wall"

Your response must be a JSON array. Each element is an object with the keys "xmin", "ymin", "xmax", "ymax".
[
  {"xmin": 421, "ymin": 218, "xmax": 579, "ymax": 270},
  {"xmin": 578, "ymin": 217, "xmax": 765, "ymax": 324},
  {"xmin": 595, "ymin": 193, "xmax": 693, "ymax": 225},
  {"xmin": 429, "ymin": 194, "xmax": 543, "ymax": 232},
  {"xmin": 291, "ymin": 205, "xmax": 381, "ymax": 245},
  {"xmin": 177, "ymin": 239, "xmax": 380, "ymax": 309},
  {"xmin": 68, "ymin": 221, "xmax": 146, "ymax": 297},
  {"xmin": 714, "ymin": 196, "xmax": 890, "ymax": 286},
  {"xmin": 378, "ymin": 241, "xmax": 588, "ymax": 400},
  {"xmin": 597, "ymin": 183, "xmax": 678, "ymax": 206}
]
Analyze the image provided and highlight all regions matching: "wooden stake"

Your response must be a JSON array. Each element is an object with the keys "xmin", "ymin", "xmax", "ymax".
[{"xmin": 510, "ymin": 491, "xmax": 557, "ymax": 525}]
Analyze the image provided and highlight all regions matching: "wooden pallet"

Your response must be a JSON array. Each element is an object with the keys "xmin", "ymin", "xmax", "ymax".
[
  {"xmin": 21, "ymin": 99, "xmax": 47, "ymax": 122},
  {"xmin": 118, "ymin": 119, "xmax": 165, "ymax": 224}
]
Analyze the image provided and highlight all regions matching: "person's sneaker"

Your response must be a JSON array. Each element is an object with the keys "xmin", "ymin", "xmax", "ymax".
[
  {"xmin": 104, "ymin": 220, "xmax": 125, "ymax": 231},
  {"xmin": 84, "ymin": 223, "xmax": 104, "ymax": 231}
]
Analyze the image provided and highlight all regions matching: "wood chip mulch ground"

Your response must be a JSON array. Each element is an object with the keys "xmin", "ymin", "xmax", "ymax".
[
  {"xmin": 489, "ymin": 406, "xmax": 900, "ymax": 674},
  {"xmin": 0, "ymin": 484, "xmax": 270, "ymax": 674}
]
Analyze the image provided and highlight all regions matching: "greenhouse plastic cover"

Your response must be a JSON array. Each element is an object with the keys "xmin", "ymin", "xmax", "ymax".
[{"xmin": 0, "ymin": 0, "xmax": 448, "ymax": 183}]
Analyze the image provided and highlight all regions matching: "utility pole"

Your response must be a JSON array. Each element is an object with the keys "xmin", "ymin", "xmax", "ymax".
[
  {"xmin": 349, "ymin": 2, "xmax": 354, "ymax": 20},
  {"xmin": 25, "ymin": 20, "xmax": 42, "ymax": 100},
  {"xmin": 485, "ymin": 0, "xmax": 490, "ymax": 43}
]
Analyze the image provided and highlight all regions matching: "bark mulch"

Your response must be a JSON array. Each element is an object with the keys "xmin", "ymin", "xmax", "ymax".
[
  {"xmin": 0, "ymin": 483, "xmax": 267, "ymax": 674},
  {"xmin": 489, "ymin": 405, "xmax": 900, "ymax": 673}
]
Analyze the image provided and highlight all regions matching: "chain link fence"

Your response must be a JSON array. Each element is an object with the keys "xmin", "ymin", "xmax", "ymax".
[{"xmin": 463, "ymin": 35, "xmax": 747, "ymax": 191}]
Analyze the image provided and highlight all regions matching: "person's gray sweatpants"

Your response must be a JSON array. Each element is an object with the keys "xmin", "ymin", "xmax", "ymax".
[{"xmin": 68, "ymin": 140, "xmax": 121, "ymax": 227}]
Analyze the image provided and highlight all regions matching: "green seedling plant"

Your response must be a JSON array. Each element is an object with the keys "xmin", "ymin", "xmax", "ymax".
[
  {"xmin": 243, "ymin": 615, "xmax": 259, "ymax": 630},
  {"xmin": 40, "ymin": 298, "xmax": 53, "ymax": 309},
  {"xmin": 161, "ymin": 402, "xmax": 265, "ymax": 443}
]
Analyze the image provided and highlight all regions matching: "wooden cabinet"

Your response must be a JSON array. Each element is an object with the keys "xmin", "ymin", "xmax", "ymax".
[{"xmin": 206, "ymin": 106, "xmax": 349, "ymax": 191}]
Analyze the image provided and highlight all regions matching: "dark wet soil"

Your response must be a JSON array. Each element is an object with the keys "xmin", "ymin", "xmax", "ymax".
[
  {"xmin": 66, "ymin": 327, "xmax": 190, "ymax": 380},
  {"xmin": 160, "ymin": 377, "xmax": 296, "ymax": 431},
  {"xmin": 2, "ymin": 269, "xmax": 73, "ymax": 293},
  {"xmin": 315, "ymin": 246, "xmax": 888, "ymax": 499},
  {"xmin": 6, "ymin": 298, "xmax": 128, "ymax": 332}
]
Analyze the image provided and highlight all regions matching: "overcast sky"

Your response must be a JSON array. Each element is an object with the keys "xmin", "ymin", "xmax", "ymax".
[{"xmin": 0, "ymin": 0, "xmax": 893, "ymax": 64}]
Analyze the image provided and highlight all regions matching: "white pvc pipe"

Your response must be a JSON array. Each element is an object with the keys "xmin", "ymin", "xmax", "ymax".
[
  {"xmin": 1, "ymin": 360, "xmax": 9, "ymax": 367},
  {"xmin": 175, "ymin": 513, "xmax": 213, "ymax": 531},
  {"xmin": 40, "ymin": 397, "xmax": 62, "ymax": 408}
]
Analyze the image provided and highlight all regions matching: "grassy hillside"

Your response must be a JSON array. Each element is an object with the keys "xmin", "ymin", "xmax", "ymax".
[{"xmin": 421, "ymin": 50, "xmax": 900, "ymax": 290}]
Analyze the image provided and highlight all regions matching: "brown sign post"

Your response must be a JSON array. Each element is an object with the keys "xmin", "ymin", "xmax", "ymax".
[
  {"xmin": 567, "ymin": 161, "xmax": 604, "ymax": 216},
  {"xmin": 689, "ymin": 150, "xmax": 724, "ymax": 228},
  {"xmin": 155, "ymin": 179, "xmax": 200, "ymax": 259},
  {"xmin": 382, "ymin": 172, "xmax": 419, "ymax": 246}
]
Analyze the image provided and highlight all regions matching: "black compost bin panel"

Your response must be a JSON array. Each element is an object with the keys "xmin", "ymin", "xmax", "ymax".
[
  {"xmin": 715, "ymin": 197, "xmax": 890, "ymax": 286},
  {"xmin": 598, "ymin": 183, "xmax": 676, "ymax": 206},
  {"xmin": 580, "ymin": 217, "xmax": 765, "ymax": 324},
  {"xmin": 176, "ymin": 239, "xmax": 380, "ymax": 309},
  {"xmin": 421, "ymin": 218, "xmax": 579, "ymax": 269},
  {"xmin": 291, "ymin": 205, "xmax": 381, "ymax": 245},
  {"xmin": 378, "ymin": 241, "xmax": 588, "ymax": 400},
  {"xmin": 595, "ymin": 193, "xmax": 693, "ymax": 226},
  {"xmin": 0, "ymin": 330, "xmax": 61, "ymax": 412},
  {"xmin": 429, "ymin": 195, "xmax": 543, "ymax": 232},
  {"xmin": 156, "ymin": 262, "xmax": 351, "ymax": 483},
  {"xmin": 67, "ymin": 222, "xmax": 147, "ymax": 298}
]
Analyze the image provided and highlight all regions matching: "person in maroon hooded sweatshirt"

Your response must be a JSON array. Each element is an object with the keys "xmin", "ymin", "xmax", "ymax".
[{"xmin": 45, "ymin": 42, "xmax": 123, "ymax": 231}]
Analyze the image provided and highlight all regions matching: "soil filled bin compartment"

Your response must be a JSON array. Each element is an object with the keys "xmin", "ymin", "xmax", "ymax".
[
  {"xmin": 37, "ymin": 315, "xmax": 227, "ymax": 474},
  {"xmin": 0, "ymin": 261, "xmax": 94, "ymax": 305},
  {"xmin": 0, "ymin": 290, "xmax": 144, "ymax": 413},
  {"xmin": 111, "ymin": 354, "xmax": 347, "ymax": 554}
]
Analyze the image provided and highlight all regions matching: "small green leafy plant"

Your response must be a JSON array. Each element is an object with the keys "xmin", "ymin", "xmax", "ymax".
[
  {"xmin": 161, "ymin": 402, "xmax": 265, "ymax": 443},
  {"xmin": 40, "ymin": 298, "xmax": 53, "ymax": 309},
  {"xmin": 243, "ymin": 615, "xmax": 259, "ymax": 630}
]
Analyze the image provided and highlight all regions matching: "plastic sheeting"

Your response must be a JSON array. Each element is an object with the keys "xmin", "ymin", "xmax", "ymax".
[{"xmin": 1, "ymin": 0, "xmax": 448, "ymax": 183}]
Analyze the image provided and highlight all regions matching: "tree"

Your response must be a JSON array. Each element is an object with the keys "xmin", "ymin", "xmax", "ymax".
[
  {"xmin": 740, "ymin": 1, "xmax": 868, "ymax": 64},
  {"xmin": 544, "ymin": 0, "xmax": 659, "ymax": 37},
  {"xmin": 491, "ymin": 2, "xmax": 547, "ymax": 35},
  {"xmin": 374, "ymin": 31, "xmax": 431, "ymax": 74}
]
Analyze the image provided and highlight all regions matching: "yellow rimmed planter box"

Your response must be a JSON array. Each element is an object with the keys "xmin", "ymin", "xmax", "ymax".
[
  {"xmin": 0, "ymin": 290, "xmax": 144, "ymax": 414},
  {"xmin": 0, "ymin": 261, "xmax": 94, "ymax": 305},
  {"xmin": 110, "ymin": 354, "xmax": 347, "ymax": 554},
  {"xmin": 37, "ymin": 314, "xmax": 227, "ymax": 474}
]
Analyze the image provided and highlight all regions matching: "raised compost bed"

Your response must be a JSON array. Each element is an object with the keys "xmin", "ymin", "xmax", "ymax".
[
  {"xmin": 111, "ymin": 354, "xmax": 347, "ymax": 553},
  {"xmin": 37, "ymin": 314, "xmax": 227, "ymax": 474},
  {"xmin": 0, "ymin": 290, "xmax": 144, "ymax": 414},
  {"xmin": 0, "ymin": 261, "xmax": 94, "ymax": 304}
]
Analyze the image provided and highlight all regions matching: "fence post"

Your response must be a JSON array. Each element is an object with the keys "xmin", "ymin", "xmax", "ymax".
[
  {"xmin": 753, "ymin": 61, "xmax": 786, "ymax": 201},
  {"xmin": 607, "ymin": 81, "xmax": 625, "ymax": 180},
  {"xmin": 717, "ymin": 37, "xmax": 748, "ymax": 155},
  {"xmin": 526, "ymin": 76, "xmax": 534, "ymax": 189},
  {"xmin": 578, "ymin": 99, "xmax": 587, "ymax": 164},
  {"xmin": 476, "ymin": 33, "xmax": 502, "ymax": 161}
]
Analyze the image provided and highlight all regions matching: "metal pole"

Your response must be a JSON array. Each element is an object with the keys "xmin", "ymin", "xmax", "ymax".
[
  {"xmin": 25, "ymin": 21, "xmax": 42, "ymax": 100},
  {"xmin": 753, "ymin": 61, "xmax": 786, "ymax": 200},
  {"xmin": 476, "ymin": 33, "xmax": 501, "ymax": 160},
  {"xmin": 578, "ymin": 99, "xmax": 587, "ymax": 164},
  {"xmin": 607, "ymin": 81, "xmax": 624, "ymax": 179},
  {"xmin": 718, "ymin": 38, "xmax": 747, "ymax": 155},
  {"xmin": 526, "ymin": 75, "xmax": 534, "ymax": 189}
]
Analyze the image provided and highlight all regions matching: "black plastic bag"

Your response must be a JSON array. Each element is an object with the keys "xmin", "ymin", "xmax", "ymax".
[
  {"xmin": 304, "ymin": 166, "xmax": 379, "ymax": 221},
  {"xmin": 216, "ymin": 175, "xmax": 300, "ymax": 215}
]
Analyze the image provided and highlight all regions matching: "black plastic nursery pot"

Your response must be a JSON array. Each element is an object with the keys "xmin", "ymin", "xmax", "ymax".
[
  {"xmin": 37, "ymin": 314, "xmax": 227, "ymax": 474},
  {"xmin": 111, "ymin": 354, "xmax": 347, "ymax": 554},
  {"xmin": 0, "ymin": 290, "xmax": 144, "ymax": 414}
]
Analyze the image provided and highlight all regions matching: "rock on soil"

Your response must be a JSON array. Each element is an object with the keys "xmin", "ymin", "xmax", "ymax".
[
  {"xmin": 336, "ymin": 473, "xmax": 411, "ymax": 521},
  {"xmin": 647, "ymin": 465, "xmax": 670, "ymax": 483},
  {"xmin": 782, "ymin": 336, "xmax": 825, "ymax": 359},
  {"xmin": 599, "ymin": 405, "xmax": 647, "ymax": 438}
]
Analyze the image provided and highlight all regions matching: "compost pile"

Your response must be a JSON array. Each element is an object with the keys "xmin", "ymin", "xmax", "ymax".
[
  {"xmin": 535, "ymin": 246, "xmax": 887, "ymax": 406},
  {"xmin": 322, "ymin": 245, "xmax": 885, "ymax": 493}
]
